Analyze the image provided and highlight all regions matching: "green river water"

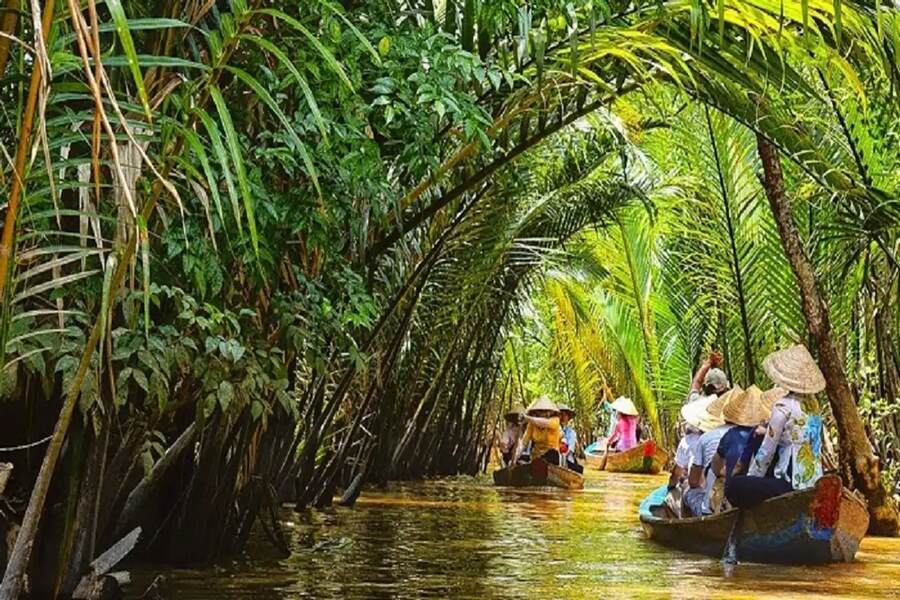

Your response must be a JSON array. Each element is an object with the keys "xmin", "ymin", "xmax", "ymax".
[{"xmin": 127, "ymin": 470, "xmax": 900, "ymax": 599}]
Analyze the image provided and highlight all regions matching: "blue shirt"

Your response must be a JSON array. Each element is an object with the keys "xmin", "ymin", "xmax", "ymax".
[
  {"xmin": 715, "ymin": 425, "xmax": 753, "ymax": 484},
  {"xmin": 561, "ymin": 425, "xmax": 577, "ymax": 460}
]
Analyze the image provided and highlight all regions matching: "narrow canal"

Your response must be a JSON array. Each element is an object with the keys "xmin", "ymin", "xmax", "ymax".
[{"xmin": 128, "ymin": 470, "xmax": 900, "ymax": 598}]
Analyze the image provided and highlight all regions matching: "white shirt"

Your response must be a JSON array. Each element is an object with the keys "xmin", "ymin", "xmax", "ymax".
[
  {"xmin": 692, "ymin": 424, "xmax": 733, "ymax": 514},
  {"xmin": 675, "ymin": 431, "xmax": 701, "ymax": 470},
  {"xmin": 748, "ymin": 394, "xmax": 823, "ymax": 490}
]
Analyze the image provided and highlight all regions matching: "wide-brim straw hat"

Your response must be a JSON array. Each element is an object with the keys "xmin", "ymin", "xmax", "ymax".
[
  {"xmin": 681, "ymin": 395, "xmax": 716, "ymax": 430},
  {"xmin": 762, "ymin": 344, "xmax": 826, "ymax": 394},
  {"xmin": 557, "ymin": 403, "xmax": 576, "ymax": 417},
  {"xmin": 706, "ymin": 385, "xmax": 741, "ymax": 418},
  {"xmin": 610, "ymin": 396, "xmax": 639, "ymax": 416},
  {"xmin": 761, "ymin": 387, "xmax": 787, "ymax": 411},
  {"xmin": 504, "ymin": 404, "xmax": 526, "ymax": 419},
  {"xmin": 526, "ymin": 396, "xmax": 559, "ymax": 415},
  {"xmin": 722, "ymin": 385, "xmax": 771, "ymax": 427}
]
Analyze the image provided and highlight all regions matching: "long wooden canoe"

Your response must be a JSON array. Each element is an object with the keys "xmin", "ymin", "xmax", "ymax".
[
  {"xmin": 592, "ymin": 440, "xmax": 668, "ymax": 474},
  {"xmin": 492, "ymin": 458, "xmax": 584, "ymax": 490},
  {"xmin": 638, "ymin": 474, "xmax": 869, "ymax": 564}
]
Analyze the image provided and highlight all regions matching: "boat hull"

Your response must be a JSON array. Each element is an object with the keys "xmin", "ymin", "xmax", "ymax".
[
  {"xmin": 638, "ymin": 475, "xmax": 869, "ymax": 564},
  {"xmin": 492, "ymin": 459, "xmax": 584, "ymax": 490},
  {"xmin": 590, "ymin": 440, "xmax": 668, "ymax": 474}
]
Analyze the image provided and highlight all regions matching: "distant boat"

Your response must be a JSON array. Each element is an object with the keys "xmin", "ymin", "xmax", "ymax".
[
  {"xmin": 492, "ymin": 458, "xmax": 584, "ymax": 490},
  {"xmin": 638, "ymin": 474, "xmax": 869, "ymax": 564},
  {"xmin": 585, "ymin": 440, "xmax": 668, "ymax": 474}
]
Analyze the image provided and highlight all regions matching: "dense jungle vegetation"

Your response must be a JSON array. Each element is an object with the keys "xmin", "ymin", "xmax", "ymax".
[{"xmin": 2, "ymin": 0, "xmax": 900, "ymax": 596}]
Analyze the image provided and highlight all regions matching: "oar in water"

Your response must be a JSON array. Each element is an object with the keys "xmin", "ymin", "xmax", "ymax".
[
  {"xmin": 722, "ymin": 509, "xmax": 744, "ymax": 567},
  {"xmin": 598, "ymin": 443, "xmax": 610, "ymax": 471}
]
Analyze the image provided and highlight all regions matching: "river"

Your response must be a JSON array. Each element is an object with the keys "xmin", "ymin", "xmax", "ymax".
[{"xmin": 128, "ymin": 469, "xmax": 900, "ymax": 598}]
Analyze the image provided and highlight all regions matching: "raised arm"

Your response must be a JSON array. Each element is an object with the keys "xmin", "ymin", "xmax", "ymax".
[
  {"xmin": 690, "ymin": 360, "xmax": 712, "ymax": 394},
  {"xmin": 523, "ymin": 415, "xmax": 554, "ymax": 429},
  {"xmin": 690, "ymin": 351, "xmax": 722, "ymax": 394}
]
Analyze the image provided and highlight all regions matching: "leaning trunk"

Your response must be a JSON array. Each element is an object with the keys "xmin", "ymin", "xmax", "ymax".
[{"xmin": 756, "ymin": 134, "xmax": 900, "ymax": 535}]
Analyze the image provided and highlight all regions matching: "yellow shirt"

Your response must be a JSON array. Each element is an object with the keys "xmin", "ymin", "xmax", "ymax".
[{"xmin": 522, "ymin": 416, "xmax": 561, "ymax": 458}]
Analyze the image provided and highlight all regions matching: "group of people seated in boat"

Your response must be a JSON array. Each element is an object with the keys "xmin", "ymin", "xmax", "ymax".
[
  {"xmin": 498, "ymin": 397, "xmax": 584, "ymax": 473},
  {"xmin": 664, "ymin": 343, "xmax": 826, "ymax": 518}
]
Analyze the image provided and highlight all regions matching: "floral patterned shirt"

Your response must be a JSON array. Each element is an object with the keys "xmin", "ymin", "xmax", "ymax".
[{"xmin": 748, "ymin": 394, "xmax": 823, "ymax": 490}]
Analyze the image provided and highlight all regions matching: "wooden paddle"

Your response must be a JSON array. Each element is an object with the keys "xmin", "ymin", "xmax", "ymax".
[{"xmin": 598, "ymin": 443, "xmax": 610, "ymax": 471}]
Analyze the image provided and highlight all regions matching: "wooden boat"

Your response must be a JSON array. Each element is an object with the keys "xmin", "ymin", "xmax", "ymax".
[
  {"xmin": 601, "ymin": 440, "xmax": 668, "ymax": 474},
  {"xmin": 492, "ymin": 458, "xmax": 584, "ymax": 490},
  {"xmin": 583, "ymin": 440, "xmax": 606, "ymax": 468},
  {"xmin": 638, "ymin": 474, "xmax": 869, "ymax": 564}
]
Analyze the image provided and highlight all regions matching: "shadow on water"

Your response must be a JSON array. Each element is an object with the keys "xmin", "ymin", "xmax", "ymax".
[{"xmin": 127, "ymin": 470, "xmax": 900, "ymax": 599}]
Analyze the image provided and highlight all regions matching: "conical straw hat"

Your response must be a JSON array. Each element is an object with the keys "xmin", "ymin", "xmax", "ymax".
[
  {"xmin": 761, "ymin": 387, "xmax": 787, "ymax": 411},
  {"xmin": 557, "ymin": 403, "xmax": 576, "ymax": 416},
  {"xmin": 526, "ymin": 396, "xmax": 559, "ymax": 415},
  {"xmin": 610, "ymin": 396, "xmax": 638, "ymax": 416},
  {"xmin": 505, "ymin": 404, "xmax": 526, "ymax": 418},
  {"xmin": 681, "ymin": 395, "xmax": 716, "ymax": 430},
  {"xmin": 762, "ymin": 344, "xmax": 826, "ymax": 394},
  {"xmin": 706, "ymin": 385, "xmax": 741, "ymax": 419},
  {"xmin": 722, "ymin": 385, "xmax": 771, "ymax": 427}
]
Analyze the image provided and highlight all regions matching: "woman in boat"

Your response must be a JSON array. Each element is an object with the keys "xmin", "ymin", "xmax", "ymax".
[
  {"xmin": 499, "ymin": 405, "xmax": 525, "ymax": 467},
  {"xmin": 707, "ymin": 385, "xmax": 780, "ymax": 512},
  {"xmin": 517, "ymin": 397, "xmax": 563, "ymax": 465},
  {"xmin": 682, "ymin": 386, "xmax": 740, "ymax": 517},
  {"xmin": 557, "ymin": 404, "xmax": 583, "ymax": 473},
  {"xmin": 726, "ymin": 345, "xmax": 826, "ymax": 509},
  {"xmin": 606, "ymin": 396, "xmax": 640, "ymax": 452}
]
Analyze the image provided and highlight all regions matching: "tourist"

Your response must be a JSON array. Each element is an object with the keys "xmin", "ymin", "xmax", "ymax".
[
  {"xmin": 682, "ymin": 386, "xmax": 740, "ymax": 517},
  {"xmin": 664, "ymin": 394, "xmax": 715, "ymax": 517},
  {"xmin": 558, "ymin": 404, "xmax": 583, "ymax": 473},
  {"xmin": 688, "ymin": 351, "xmax": 730, "ymax": 404},
  {"xmin": 498, "ymin": 405, "xmax": 524, "ymax": 467},
  {"xmin": 517, "ymin": 396, "xmax": 563, "ymax": 465},
  {"xmin": 723, "ymin": 386, "xmax": 786, "ymax": 480},
  {"xmin": 668, "ymin": 394, "xmax": 716, "ymax": 490},
  {"xmin": 726, "ymin": 345, "xmax": 826, "ymax": 508},
  {"xmin": 707, "ymin": 385, "xmax": 778, "ymax": 512},
  {"xmin": 606, "ymin": 396, "xmax": 640, "ymax": 452}
]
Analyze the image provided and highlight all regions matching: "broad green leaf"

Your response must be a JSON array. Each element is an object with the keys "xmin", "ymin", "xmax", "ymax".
[{"xmin": 219, "ymin": 380, "xmax": 235, "ymax": 412}]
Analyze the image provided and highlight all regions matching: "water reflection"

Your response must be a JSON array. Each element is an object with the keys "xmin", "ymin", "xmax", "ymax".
[{"xmin": 127, "ymin": 470, "xmax": 900, "ymax": 598}]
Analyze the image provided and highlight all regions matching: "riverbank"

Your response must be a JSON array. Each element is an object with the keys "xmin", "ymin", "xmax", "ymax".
[{"xmin": 126, "ymin": 469, "xmax": 900, "ymax": 598}]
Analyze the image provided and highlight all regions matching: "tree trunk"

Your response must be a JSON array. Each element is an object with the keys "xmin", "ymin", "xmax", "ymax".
[
  {"xmin": 0, "ymin": 0, "xmax": 19, "ymax": 77},
  {"xmin": 756, "ymin": 134, "xmax": 900, "ymax": 535}
]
